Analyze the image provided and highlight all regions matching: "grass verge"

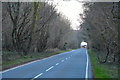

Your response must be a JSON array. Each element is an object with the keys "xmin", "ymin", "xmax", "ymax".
[
  {"xmin": 2, "ymin": 49, "xmax": 72, "ymax": 70},
  {"xmin": 88, "ymin": 49, "xmax": 118, "ymax": 78}
]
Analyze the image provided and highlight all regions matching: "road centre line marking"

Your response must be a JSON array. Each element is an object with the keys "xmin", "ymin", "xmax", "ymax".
[
  {"xmin": 2, "ymin": 51, "xmax": 69, "ymax": 73},
  {"xmin": 85, "ymin": 50, "xmax": 89, "ymax": 80},
  {"xmin": 46, "ymin": 66, "xmax": 54, "ymax": 72},
  {"xmin": 56, "ymin": 63, "xmax": 59, "ymax": 65},
  {"xmin": 61, "ymin": 60, "xmax": 64, "ymax": 62},
  {"xmin": 32, "ymin": 73, "xmax": 43, "ymax": 80}
]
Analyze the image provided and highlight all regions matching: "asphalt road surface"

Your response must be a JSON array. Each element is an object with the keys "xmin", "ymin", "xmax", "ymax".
[{"xmin": 2, "ymin": 48, "xmax": 92, "ymax": 79}]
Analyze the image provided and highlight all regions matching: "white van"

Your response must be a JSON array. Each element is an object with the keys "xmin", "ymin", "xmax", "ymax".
[{"xmin": 80, "ymin": 41, "xmax": 87, "ymax": 48}]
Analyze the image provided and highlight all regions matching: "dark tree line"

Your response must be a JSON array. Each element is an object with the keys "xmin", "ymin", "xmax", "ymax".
[
  {"xmin": 79, "ymin": 2, "xmax": 119, "ymax": 63},
  {"xmin": 2, "ymin": 2, "xmax": 77, "ymax": 57}
]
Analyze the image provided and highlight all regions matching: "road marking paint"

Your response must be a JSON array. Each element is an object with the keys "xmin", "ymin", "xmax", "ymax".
[
  {"xmin": 85, "ymin": 50, "xmax": 89, "ymax": 80},
  {"xmin": 46, "ymin": 66, "xmax": 54, "ymax": 72},
  {"xmin": 69, "ymin": 57, "xmax": 70, "ymax": 58},
  {"xmin": 2, "ymin": 51, "xmax": 69, "ymax": 73},
  {"xmin": 32, "ymin": 73, "xmax": 43, "ymax": 80},
  {"xmin": 61, "ymin": 60, "xmax": 64, "ymax": 62},
  {"xmin": 56, "ymin": 63, "xmax": 59, "ymax": 65},
  {"xmin": 66, "ymin": 58, "xmax": 67, "ymax": 60},
  {"xmin": 2, "ymin": 59, "xmax": 41, "ymax": 73}
]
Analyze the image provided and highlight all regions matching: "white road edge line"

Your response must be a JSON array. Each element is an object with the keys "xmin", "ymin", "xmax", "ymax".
[
  {"xmin": 2, "ymin": 59, "xmax": 40, "ymax": 73},
  {"xmin": 2, "ymin": 51, "xmax": 69, "ymax": 73},
  {"xmin": 85, "ymin": 50, "xmax": 89, "ymax": 80},
  {"xmin": 46, "ymin": 66, "xmax": 54, "ymax": 72},
  {"xmin": 56, "ymin": 63, "xmax": 59, "ymax": 65},
  {"xmin": 32, "ymin": 73, "xmax": 43, "ymax": 80}
]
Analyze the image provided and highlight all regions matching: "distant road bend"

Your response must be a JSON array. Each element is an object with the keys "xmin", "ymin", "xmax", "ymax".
[{"xmin": 2, "ymin": 48, "xmax": 92, "ymax": 79}]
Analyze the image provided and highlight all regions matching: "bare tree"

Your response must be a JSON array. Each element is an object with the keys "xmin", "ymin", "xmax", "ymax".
[{"xmin": 79, "ymin": 2, "xmax": 119, "ymax": 63}]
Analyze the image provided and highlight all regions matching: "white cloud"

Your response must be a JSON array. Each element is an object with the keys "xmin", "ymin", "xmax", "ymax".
[{"xmin": 52, "ymin": 0, "xmax": 84, "ymax": 30}]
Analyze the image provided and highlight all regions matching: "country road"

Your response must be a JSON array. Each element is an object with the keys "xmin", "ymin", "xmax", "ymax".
[{"xmin": 2, "ymin": 48, "xmax": 92, "ymax": 79}]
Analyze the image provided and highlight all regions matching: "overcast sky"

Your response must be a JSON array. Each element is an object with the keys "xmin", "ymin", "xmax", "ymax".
[{"xmin": 49, "ymin": 0, "xmax": 84, "ymax": 30}]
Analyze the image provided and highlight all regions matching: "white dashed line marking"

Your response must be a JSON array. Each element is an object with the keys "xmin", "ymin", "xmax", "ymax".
[
  {"xmin": 56, "ymin": 63, "xmax": 59, "ymax": 65},
  {"xmin": 46, "ymin": 66, "xmax": 54, "ymax": 72},
  {"xmin": 61, "ymin": 60, "xmax": 64, "ymax": 62},
  {"xmin": 32, "ymin": 73, "xmax": 43, "ymax": 80},
  {"xmin": 66, "ymin": 58, "xmax": 67, "ymax": 60}
]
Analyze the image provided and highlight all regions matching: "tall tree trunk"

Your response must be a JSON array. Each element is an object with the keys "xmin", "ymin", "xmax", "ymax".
[
  {"xmin": 98, "ymin": 47, "xmax": 110, "ymax": 63},
  {"xmin": 26, "ymin": 2, "xmax": 40, "ymax": 55}
]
